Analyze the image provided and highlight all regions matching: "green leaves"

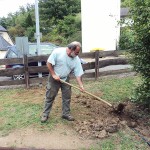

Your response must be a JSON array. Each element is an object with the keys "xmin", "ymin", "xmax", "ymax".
[
  {"xmin": 0, "ymin": 0, "xmax": 81, "ymax": 44},
  {"xmin": 39, "ymin": 0, "xmax": 81, "ymax": 24},
  {"xmin": 120, "ymin": 0, "xmax": 150, "ymax": 105},
  {"xmin": 128, "ymin": 0, "xmax": 150, "ymax": 105}
]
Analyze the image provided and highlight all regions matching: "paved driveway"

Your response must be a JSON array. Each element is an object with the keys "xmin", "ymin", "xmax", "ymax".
[{"xmin": 85, "ymin": 64, "xmax": 132, "ymax": 73}]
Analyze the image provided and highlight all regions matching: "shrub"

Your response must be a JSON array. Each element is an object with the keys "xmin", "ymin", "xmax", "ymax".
[{"xmin": 129, "ymin": 0, "xmax": 150, "ymax": 107}]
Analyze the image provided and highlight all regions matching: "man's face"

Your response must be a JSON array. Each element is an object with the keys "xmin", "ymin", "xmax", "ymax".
[{"xmin": 70, "ymin": 46, "xmax": 80, "ymax": 58}]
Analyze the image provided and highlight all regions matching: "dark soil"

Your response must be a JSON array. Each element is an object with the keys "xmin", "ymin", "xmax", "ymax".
[{"xmin": 70, "ymin": 93, "xmax": 150, "ymax": 140}]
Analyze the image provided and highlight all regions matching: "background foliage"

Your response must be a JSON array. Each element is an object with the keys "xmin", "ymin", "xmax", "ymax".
[
  {"xmin": 121, "ymin": 0, "xmax": 150, "ymax": 106},
  {"xmin": 0, "ymin": 0, "xmax": 81, "ymax": 45}
]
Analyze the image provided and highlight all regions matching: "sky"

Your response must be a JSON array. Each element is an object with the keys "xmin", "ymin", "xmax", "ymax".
[{"xmin": 0, "ymin": 0, "xmax": 35, "ymax": 17}]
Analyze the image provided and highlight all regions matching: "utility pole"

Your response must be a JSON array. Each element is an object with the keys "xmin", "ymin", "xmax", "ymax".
[{"xmin": 35, "ymin": 0, "xmax": 42, "ymax": 78}]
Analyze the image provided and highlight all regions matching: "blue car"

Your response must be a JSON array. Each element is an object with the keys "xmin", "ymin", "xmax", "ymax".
[{"xmin": 5, "ymin": 43, "xmax": 59, "ymax": 80}]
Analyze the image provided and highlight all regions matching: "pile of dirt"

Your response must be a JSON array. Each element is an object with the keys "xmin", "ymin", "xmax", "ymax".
[{"xmin": 70, "ymin": 94, "xmax": 150, "ymax": 140}]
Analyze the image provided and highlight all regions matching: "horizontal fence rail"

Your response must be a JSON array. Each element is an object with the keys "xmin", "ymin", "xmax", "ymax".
[{"xmin": 0, "ymin": 50, "xmax": 131, "ymax": 88}]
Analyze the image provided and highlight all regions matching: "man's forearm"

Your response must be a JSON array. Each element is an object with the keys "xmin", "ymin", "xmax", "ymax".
[
  {"xmin": 47, "ymin": 62, "xmax": 55, "ymax": 76},
  {"xmin": 47, "ymin": 62, "xmax": 60, "ymax": 81},
  {"xmin": 76, "ymin": 76, "xmax": 83, "ymax": 88}
]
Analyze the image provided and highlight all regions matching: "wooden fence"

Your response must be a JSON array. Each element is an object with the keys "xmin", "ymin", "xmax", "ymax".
[{"xmin": 0, "ymin": 50, "xmax": 129, "ymax": 88}]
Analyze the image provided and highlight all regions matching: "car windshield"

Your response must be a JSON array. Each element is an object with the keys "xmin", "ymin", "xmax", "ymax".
[
  {"xmin": 5, "ymin": 43, "xmax": 58, "ymax": 58},
  {"xmin": 5, "ymin": 46, "xmax": 17, "ymax": 58},
  {"xmin": 7, "ymin": 50, "xmax": 17, "ymax": 58},
  {"xmin": 29, "ymin": 44, "xmax": 57, "ymax": 55}
]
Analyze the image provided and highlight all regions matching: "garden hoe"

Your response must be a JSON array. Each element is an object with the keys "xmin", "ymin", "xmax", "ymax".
[{"xmin": 60, "ymin": 79, "xmax": 126, "ymax": 114}]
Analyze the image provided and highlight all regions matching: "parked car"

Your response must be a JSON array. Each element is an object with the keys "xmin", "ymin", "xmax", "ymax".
[
  {"xmin": 5, "ymin": 43, "xmax": 87, "ymax": 80},
  {"xmin": 5, "ymin": 43, "xmax": 59, "ymax": 80}
]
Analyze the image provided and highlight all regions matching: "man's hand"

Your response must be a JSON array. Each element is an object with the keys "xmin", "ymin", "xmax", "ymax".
[
  {"xmin": 80, "ymin": 85, "xmax": 85, "ymax": 92},
  {"xmin": 47, "ymin": 63, "xmax": 60, "ymax": 81},
  {"xmin": 52, "ymin": 74, "xmax": 60, "ymax": 81}
]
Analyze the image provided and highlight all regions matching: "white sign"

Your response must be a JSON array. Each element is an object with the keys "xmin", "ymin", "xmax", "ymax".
[
  {"xmin": 81, "ymin": 0, "xmax": 120, "ymax": 52},
  {"xmin": 15, "ymin": 37, "xmax": 29, "ymax": 56}
]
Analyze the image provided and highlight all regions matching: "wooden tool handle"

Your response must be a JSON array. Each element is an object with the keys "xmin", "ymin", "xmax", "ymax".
[{"xmin": 60, "ymin": 79, "xmax": 112, "ymax": 107}]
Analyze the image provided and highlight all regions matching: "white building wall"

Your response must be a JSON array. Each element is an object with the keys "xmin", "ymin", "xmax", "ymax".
[
  {"xmin": 0, "ymin": 51, "xmax": 7, "ymax": 59},
  {"xmin": 81, "ymin": 0, "xmax": 120, "ymax": 52}
]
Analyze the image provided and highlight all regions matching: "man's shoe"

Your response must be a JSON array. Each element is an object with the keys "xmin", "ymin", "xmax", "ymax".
[
  {"xmin": 41, "ymin": 116, "xmax": 48, "ymax": 123},
  {"xmin": 62, "ymin": 115, "xmax": 75, "ymax": 121}
]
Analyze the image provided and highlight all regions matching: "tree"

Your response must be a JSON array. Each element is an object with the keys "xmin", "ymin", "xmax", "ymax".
[
  {"xmin": 39, "ymin": 0, "xmax": 81, "ymax": 24},
  {"xmin": 25, "ymin": 26, "xmax": 35, "ymax": 42},
  {"xmin": 0, "ymin": 17, "xmax": 8, "ymax": 29},
  {"xmin": 121, "ymin": 0, "xmax": 132, "ymax": 7},
  {"xmin": 119, "ymin": 27, "xmax": 134, "ymax": 50},
  {"xmin": 25, "ymin": 13, "xmax": 34, "ymax": 27},
  {"xmin": 38, "ymin": 0, "xmax": 81, "ymax": 44},
  {"xmin": 39, "ymin": 0, "xmax": 81, "ymax": 32},
  {"xmin": 0, "ymin": 0, "xmax": 81, "ymax": 44},
  {"xmin": 128, "ymin": 0, "xmax": 150, "ymax": 106},
  {"xmin": 8, "ymin": 25, "xmax": 25, "ymax": 40}
]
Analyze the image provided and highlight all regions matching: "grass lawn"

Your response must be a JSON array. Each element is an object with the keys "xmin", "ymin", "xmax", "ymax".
[{"xmin": 0, "ymin": 75, "xmax": 149, "ymax": 150}]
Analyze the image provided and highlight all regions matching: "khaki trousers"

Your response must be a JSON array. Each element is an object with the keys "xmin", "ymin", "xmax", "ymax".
[{"xmin": 42, "ymin": 75, "xmax": 71, "ymax": 117}]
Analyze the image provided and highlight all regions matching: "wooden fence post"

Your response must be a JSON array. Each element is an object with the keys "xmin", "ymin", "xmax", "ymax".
[
  {"xmin": 95, "ymin": 50, "xmax": 99, "ymax": 80},
  {"xmin": 23, "ymin": 54, "xmax": 29, "ymax": 88}
]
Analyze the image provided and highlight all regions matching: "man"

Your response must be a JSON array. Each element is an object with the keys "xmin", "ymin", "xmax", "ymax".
[{"xmin": 41, "ymin": 41, "xmax": 84, "ymax": 123}]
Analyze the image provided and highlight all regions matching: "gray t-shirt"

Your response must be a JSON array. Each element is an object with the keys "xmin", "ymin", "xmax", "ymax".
[{"xmin": 47, "ymin": 47, "xmax": 84, "ymax": 80}]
